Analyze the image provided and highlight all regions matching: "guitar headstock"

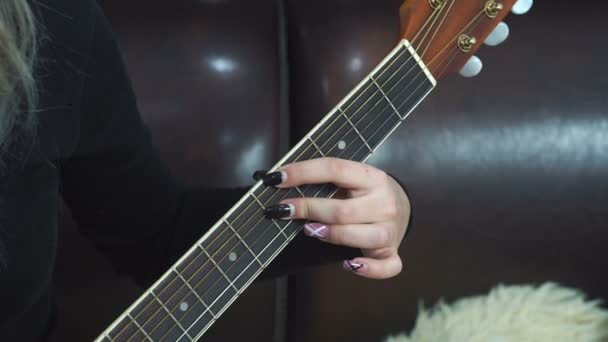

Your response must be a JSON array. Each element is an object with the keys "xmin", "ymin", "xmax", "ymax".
[{"xmin": 399, "ymin": 0, "xmax": 532, "ymax": 79}]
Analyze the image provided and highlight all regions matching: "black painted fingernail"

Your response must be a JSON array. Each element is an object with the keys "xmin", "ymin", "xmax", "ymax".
[
  {"xmin": 253, "ymin": 170, "xmax": 268, "ymax": 181},
  {"xmin": 262, "ymin": 171, "xmax": 287, "ymax": 186},
  {"xmin": 264, "ymin": 204, "xmax": 295, "ymax": 220}
]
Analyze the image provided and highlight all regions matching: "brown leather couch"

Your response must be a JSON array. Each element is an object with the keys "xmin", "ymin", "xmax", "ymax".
[{"xmin": 53, "ymin": 0, "xmax": 608, "ymax": 341}]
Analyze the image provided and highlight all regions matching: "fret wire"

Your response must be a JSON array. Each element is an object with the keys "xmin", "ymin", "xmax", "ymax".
[
  {"xmin": 149, "ymin": 291, "xmax": 193, "ymax": 340},
  {"xmin": 101, "ymin": 42, "xmax": 431, "ymax": 342},
  {"xmin": 153, "ymin": 200, "xmax": 291, "ymax": 341},
  {"xmin": 105, "ymin": 334, "xmax": 113, "ymax": 342},
  {"xmin": 184, "ymin": 220, "xmax": 297, "ymax": 340},
  {"xmin": 173, "ymin": 268, "xmax": 217, "ymax": 319},
  {"xmin": 133, "ymin": 44, "xmax": 429, "ymax": 342},
  {"xmin": 223, "ymin": 219, "xmax": 264, "ymax": 266},
  {"xmin": 181, "ymin": 219, "xmax": 295, "ymax": 340},
  {"xmin": 126, "ymin": 313, "xmax": 153, "ymax": 342},
  {"xmin": 193, "ymin": 42, "xmax": 433, "ymax": 341},
  {"xmin": 187, "ymin": 57, "xmax": 432, "ymax": 340},
  {"xmin": 294, "ymin": 186, "xmax": 306, "ymax": 198},
  {"xmin": 197, "ymin": 244, "xmax": 241, "ymax": 294},
  {"xmin": 370, "ymin": 75, "xmax": 404, "ymax": 120},
  {"xmin": 307, "ymin": 136, "xmax": 326, "ymax": 157},
  {"xmin": 186, "ymin": 50, "xmax": 432, "ymax": 340},
  {"xmin": 311, "ymin": 46, "xmax": 419, "ymax": 159},
  {"xmin": 337, "ymin": 108, "xmax": 373, "ymax": 152},
  {"xmin": 250, "ymin": 192, "xmax": 289, "ymax": 239},
  {"xmin": 180, "ymin": 49, "xmax": 432, "ymax": 340}
]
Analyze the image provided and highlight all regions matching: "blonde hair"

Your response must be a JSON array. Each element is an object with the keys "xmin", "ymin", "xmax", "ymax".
[{"xmin": 0, "ymin": 0, "xmax": 38, "ymax": 156}]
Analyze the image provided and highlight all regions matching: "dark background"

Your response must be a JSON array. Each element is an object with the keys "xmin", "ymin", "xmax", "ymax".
[{"xmin": 53, "ymin": 0, "xmax": 608, "ymax": 341}]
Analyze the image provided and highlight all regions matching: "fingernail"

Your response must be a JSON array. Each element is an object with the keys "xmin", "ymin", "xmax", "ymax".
[
  {"xmin": 343, "ymin": 260, "xmax": 366, "ymax": 273},
  {"xmin": 262, "ymin": 171, "xmax": 287, "ymax": 187},
  {"xmin": 253, "ymin": 170, "xmax": 268, "ymax": 181},
  {"xmin": 264, "ymin": 204, "xmax": 295, "ymax": 220},
  {"xmin": 304, "ymin": 223, "xmax": 328, "ymax": 238}
]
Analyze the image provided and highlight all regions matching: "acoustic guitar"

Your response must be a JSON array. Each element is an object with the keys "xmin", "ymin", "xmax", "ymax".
[{"xmin": 96, "ymin": 0, "xmax": 532, "ymax": 340}]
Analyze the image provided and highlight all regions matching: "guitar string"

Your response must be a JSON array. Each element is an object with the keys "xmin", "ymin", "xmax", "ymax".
[
  {"xmin": 112, "ymin": 7, "xmax": 449, "ymax": 342},
  {"xmin": 149, "ymin": 8, "xmax": 456, "ymax": 340},
  {"xmin": 176, "ymin": 8, "xmax": 490, "ymax": 340},
  {"xmin": 434, "ymin": 10, "xmax": 488, "ymax": 78},
  {"xmin": 181, "ymin": 34, "xmax": 461, "ymax": 341},
  {"xmin": 416, "ymin": 0, "xmax": 455, "ymax": 61},
  {"xmin": 173, "ymin": 14, "xmax": 480, "ymax": 342},
  {"xmin": 113, "ymin": 3, "xmax": 487, "ymax": 341},
  {"xmin": 126, "ymin": 4, "xmax": 465, "ymax": 341},
  {"xmin": 420, "ymin": 0, "xmax": 456, "ymax": 59},
  {"xmin": 122, "ymin": 6, "xmax": 480, "ymax": 342}
]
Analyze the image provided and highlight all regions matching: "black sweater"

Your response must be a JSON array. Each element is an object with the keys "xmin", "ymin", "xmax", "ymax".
[{"xmin": 0, "ymin": 1, "xmax": 356, "ymax": 340}]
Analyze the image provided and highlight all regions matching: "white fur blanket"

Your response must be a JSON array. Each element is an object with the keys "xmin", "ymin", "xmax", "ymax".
[{"xmin": 385, "ymin": 283, "xmax": 608, "ymax": 342}]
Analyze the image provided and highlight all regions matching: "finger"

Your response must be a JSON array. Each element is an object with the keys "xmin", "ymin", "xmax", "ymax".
[
  {"xmin": 303, "ymin": 222, "xmax": 392, "ymax": 249},
  {"xmin": 342, "ymin": 254, "xmax": 403, "ymax": 280},
  {"xmin": 276, "ymin": 158, "xmax": 387, "ymax": 190},
  {"xmin": 264, "ymin": 197, "xmax": 382, "ymax": 224}
]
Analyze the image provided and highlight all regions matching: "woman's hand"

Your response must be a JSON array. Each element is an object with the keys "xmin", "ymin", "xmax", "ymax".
[{"xmin": 260, "ymin": 157, "xmax": 411, "ymax": 279}]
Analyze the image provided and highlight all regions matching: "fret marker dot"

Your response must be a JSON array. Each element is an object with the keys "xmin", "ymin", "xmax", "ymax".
[
  {"xmin": 229, "ymin": 252, "xmax": 237, "ymax": 262},
  {"xmin": 180, "ymin": 302, "xmax": 189, "ymax": 312},
  {"xmin": 338, "ymin": 141, "xmax": 346, "ymax": 150}
]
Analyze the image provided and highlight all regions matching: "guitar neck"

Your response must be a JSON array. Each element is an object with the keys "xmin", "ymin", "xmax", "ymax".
[{"xmin": 97, "ymin": 39, "xmax": 436, "ymax": 342}]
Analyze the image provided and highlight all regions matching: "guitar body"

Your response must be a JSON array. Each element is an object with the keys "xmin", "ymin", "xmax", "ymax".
[{"xmin": 97, "ymin": 1, "xmax": 527, "ymax": 340}]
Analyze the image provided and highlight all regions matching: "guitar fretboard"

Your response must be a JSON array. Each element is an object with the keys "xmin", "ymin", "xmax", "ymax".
[{"xmin": 98, "ymin": 39, "xmax": 436, "ymax": 342}]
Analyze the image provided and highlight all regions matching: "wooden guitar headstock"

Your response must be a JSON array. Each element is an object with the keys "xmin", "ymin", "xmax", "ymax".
[{"xmin": 399, "ymin": 0, "xmax": 531, "ymax": 79}]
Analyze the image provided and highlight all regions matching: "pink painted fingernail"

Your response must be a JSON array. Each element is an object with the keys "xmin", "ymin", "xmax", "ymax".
[
  {"xmin": 303, "ymin": 223, "xmax": 328, "ymax": 238},
  {"xmin": 343, "ymin": 260, "xmax": 366, "ymax": 273}
]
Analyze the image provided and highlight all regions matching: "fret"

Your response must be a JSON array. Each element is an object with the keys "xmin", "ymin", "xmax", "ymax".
[
  {"xmin": 357, "ymin": 99, "xmax": 401, "ymax": 152},
  {"xmin": 395, "ymin": 73, "xmax": 434, "ymax": 118},
  {"xmin": 121, "ymin": 329, "xmax": 147, "ymax": 342},
  {"xmin": 247, "ymin": 219, "xmax": 289, "ymax": 264},
  {"xmin": 311, "ymin": 183, "xmax": 339, "ymax": 199},
  {"xmin": 370, "ymin": 76, "xmax": 403, "ymax": 120},
  {"xmin": 282, "ymin": 140, "xmax": 323, "ymax": 165},
  {"xmin": 198, "ymin": 244, "xmax": 240, "ymax": 293},
  {"xmin": 127, "ymin": 313, "xmax": 153, "ymax": 342},
  {"xmin": 222, "ymin": 190, "xmax": 292, "ymax": 262},
  {"xmin": 342, "ymin": 82, "xmax": 388, "ymax": 130},
  {"xmin": 307, "ymin": 136, "xmax": 325, "ymax": 157},
  {"xmin": 108, "ymin": 315, "xmax": 139, "ymax": 341},
  {"xmin": 174, "ymin": 244, "xmax": 233, "ymax": 311},
  {"xmin": 340, "ymin": 78, "xmax": 374, "ymax": 121},
  {"xmin": 201, "ymin": 224, "xmax": 237, "ymax": 264},
  {"xmin": 376, "ymin": 44, "xmax": 420, "ymax": 105},
  {"xmin": 210, "ymin": 231, "xmax": 263, "ymax": 289},
  {"xmin": 294, "ymin": 186, "xmax": 306, "ymax": 198},
  {"xmin": 181, "ymin": 246, "xmax": 237, "ymax": 319},
  {"xmin": 155, "ymin": 271, "xmax": 215, "ymax": 342},
  {"xmin": 224, "ymin": 219, "xmax": 264, "ymax": 266},
  {"xmin": 96, "ymin": 40, "xmax": 437, "ymax": 342},
  {"xmin": 224, "ymin": 196, "xmax": 260, "ymax": 238},
  {"xmin": 149, "ymin": 291, "xmax": 192, "ymax": 340},
  {"xmin": 252, "ymin": 186, "xmax": 280, "ymax": 206},
  {"xmin": 130, "ymin": 293, "xmax": 177, "ymax": 341},
  {"xmin": 173, "ymin": 268, "xmax": 215, "ymax": 319},
  {"xmin": 338, "ymin": 108, "xmax": 373, "ymax": 152},
  {"xmin": 251, "ymin": 192, "xmax": 290, "ymax": 239},
  {"xmin": 306, "ymin": 109, "xmax": 371, "ymax": 166}
]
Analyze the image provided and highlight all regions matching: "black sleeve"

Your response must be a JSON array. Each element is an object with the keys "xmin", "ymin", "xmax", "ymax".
[
  {"xmin": 59, "ymin": 4, "xmax": 247, "ymax": 287},
  {"xmin": 59, "ymin": 3, "xmax": 357, "ymax": 287}
]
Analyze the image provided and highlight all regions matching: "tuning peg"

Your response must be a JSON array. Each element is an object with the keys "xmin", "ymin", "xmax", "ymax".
[
  {"xmin": 484, "ymin": 22, "xmax": 509, "ymax": 46},
  {"xmin": 459, "ymin": 56, "xmax": 483, "ymax": 78},
  {"xmin": 512, "ymin": 0, "xmax": 533, "ymax": 15}
]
